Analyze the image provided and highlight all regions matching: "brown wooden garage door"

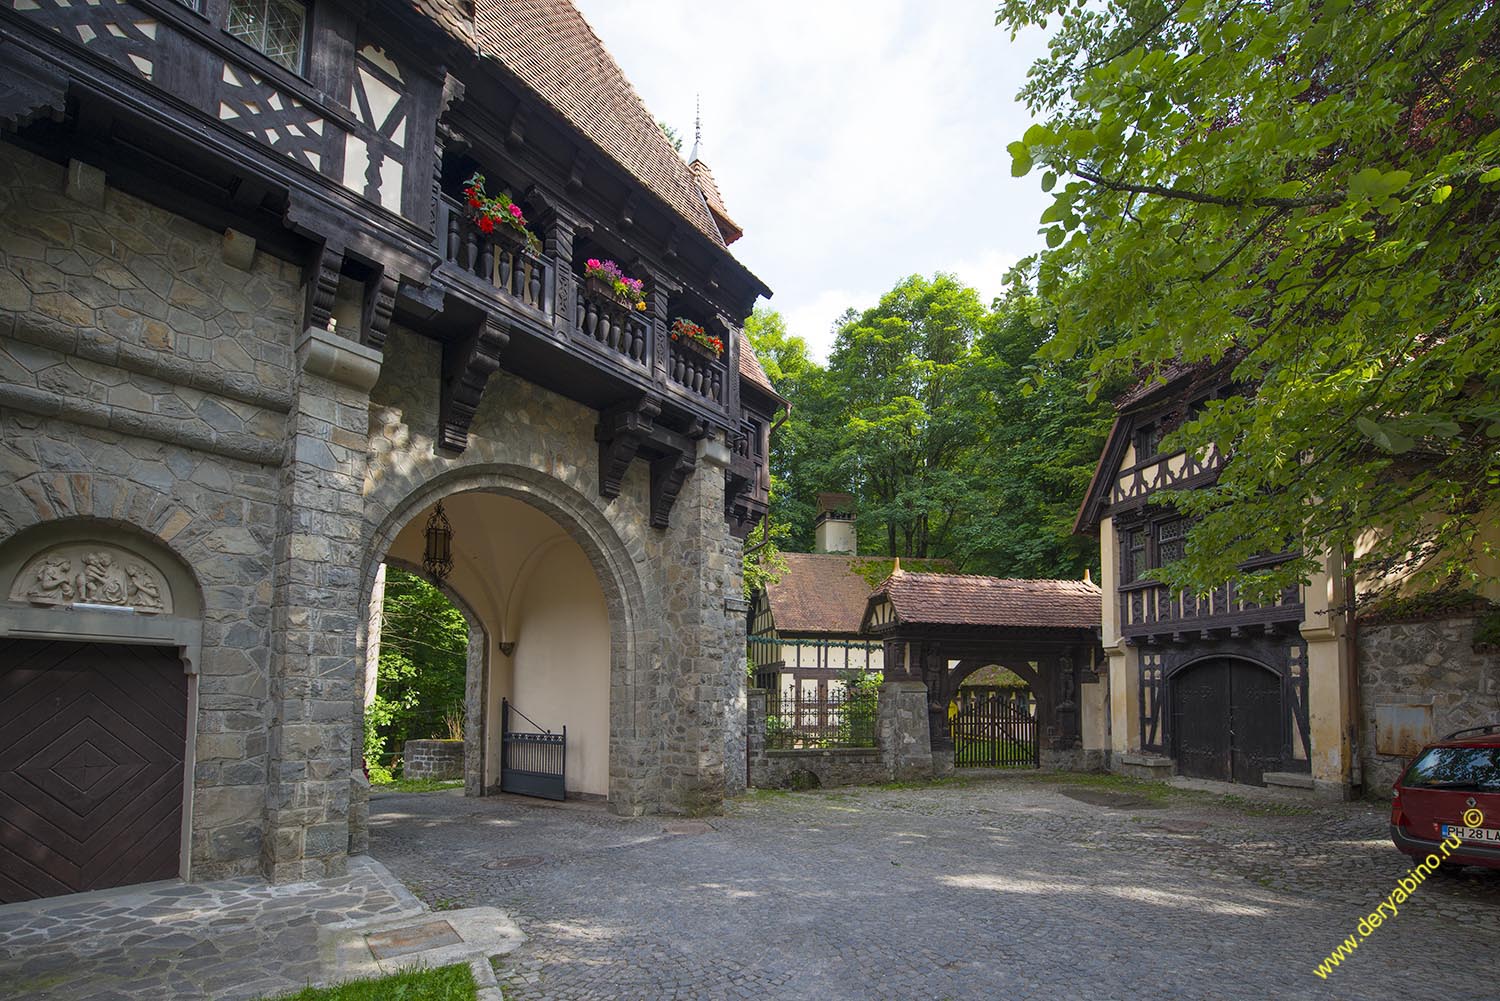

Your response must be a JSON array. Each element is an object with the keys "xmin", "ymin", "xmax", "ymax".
[{"xmin": 0, "ymin": 640, "xmax": 187, "ymax": 903}]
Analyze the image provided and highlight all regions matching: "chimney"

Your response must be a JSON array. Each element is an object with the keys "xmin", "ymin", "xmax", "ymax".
[{"xmin": 813, "ymin": 492, "xmax": 857, "ymax": 555}]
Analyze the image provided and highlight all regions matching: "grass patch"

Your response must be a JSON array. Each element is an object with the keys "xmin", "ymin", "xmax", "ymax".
[
  {"xmin": 371, "ymin": 777, "xmax": 464, "ymax": 794},
  {"xmin": 258, "ymin": 963, "xmax": 476, "ymax": 1001}
]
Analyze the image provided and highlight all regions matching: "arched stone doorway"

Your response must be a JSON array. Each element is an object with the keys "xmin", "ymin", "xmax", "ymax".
[
  {"xmin": 361, "ymin": 466, "xmax": 655, "ymax": 817},
  {"xmin": 377, "ymin": 493, "xmax": 611, "ymax": 798},
  {"xmin": 1170, "ymin": 657, "xmax": 1285, "ymax": 785}
]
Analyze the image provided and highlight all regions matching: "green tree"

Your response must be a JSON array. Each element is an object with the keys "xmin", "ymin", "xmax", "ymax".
[
  {"xmin": 366, "ymin": 568, "xmax": 469, "ymax": 776},
  {"xmin": 825, "ymin": 274, "xmax": 993, "ymax": 559},
  {"xmin": 998, "ymin": 0, "xmax": 1500, "ymax": 597}
]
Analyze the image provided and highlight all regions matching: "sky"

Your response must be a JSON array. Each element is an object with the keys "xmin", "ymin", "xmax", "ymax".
[{"xmin": 572, "ymin": 1, "xmax": 1055, "ymax": 362}]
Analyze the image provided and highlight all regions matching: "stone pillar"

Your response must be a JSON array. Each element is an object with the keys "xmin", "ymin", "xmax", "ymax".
[
  {"xmin": 724, "ymin": 588, "xmax": 750, "ymax": 796},
  {"xmin": 879, "ymin": 680, "xmax": 934, "ymax": 782},
  {"xmin": 745, "ymin": 687, "xmax": 767, "ymax": 788},
  {"xmin": 657, "ymin": 434, "xmax": 733, "ymax": 813},
  {"xmin": 1304, "ymin": 551, "xmax": 1352, "ymax": 799},
  {"xmin": 364, "ymin": 563, "xmax": 385, "ymax": 709},
  {"xmin": 1079, "ymin": 646, "xmax": 1110, "ymax": 771},
  {"xmin": 263, "ymin": 325, "xmax": 381, "ymax": 882}
]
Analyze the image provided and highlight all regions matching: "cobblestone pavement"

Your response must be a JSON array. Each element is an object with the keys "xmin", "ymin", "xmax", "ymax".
[
  {"xmin": 371, "ymin": 774, "xmax": 1500, "ymax": 1001},
  {"xmin": 0, "ymin": 856, "xmax": 425, "ymax": 1000}
]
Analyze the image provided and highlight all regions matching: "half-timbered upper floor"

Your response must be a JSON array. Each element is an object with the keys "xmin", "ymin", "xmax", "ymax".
[
  {"xmin": 0, "ymin": 0, "xmax": 780, "ymax": 534},
  {"xmin": 1074, "ymin": 365, "xmax": 1304, "ymax": 643}
]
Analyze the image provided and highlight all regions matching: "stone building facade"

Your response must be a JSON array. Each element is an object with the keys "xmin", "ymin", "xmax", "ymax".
[{"xmin": 0, "ymin": 0, "xmax": 780, "ymax": 902}]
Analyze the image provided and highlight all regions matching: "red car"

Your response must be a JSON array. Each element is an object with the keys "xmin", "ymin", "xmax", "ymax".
[{"xmin": 1390, "ymin": 723, "xmax": 1500, "ymax": 871}]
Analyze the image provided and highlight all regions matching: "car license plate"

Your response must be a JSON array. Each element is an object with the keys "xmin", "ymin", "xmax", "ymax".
[{"xmin": 1441, "ymin": 824, "xmax": 1500, "ymax": 844}]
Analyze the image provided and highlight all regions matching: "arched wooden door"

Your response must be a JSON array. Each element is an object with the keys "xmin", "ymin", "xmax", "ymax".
[
  {"xmin": 1170, "ymin": 658, "xmax": 1284, "ymax": 785},
  {"xmin": 0, "ymin": 640, "xmax": 187, "ymax": 902}
]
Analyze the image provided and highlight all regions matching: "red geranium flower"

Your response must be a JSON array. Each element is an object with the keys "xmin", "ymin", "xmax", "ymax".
[{"xmin": 477, "ymin": 215, "xmax": 495, "ymax": 234}]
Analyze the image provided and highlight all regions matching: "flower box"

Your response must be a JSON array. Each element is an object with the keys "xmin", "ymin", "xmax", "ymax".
[
  {"xmin": 584, "ymin": 276, "xmax": 636, "ymax": 311},
  {"xmin": 581, "ymin": 259, "xmax": 647, "ymax": 311},
  {"xmin": 670, "ymin": 318, "xmax": 723, "ymax": 357}
]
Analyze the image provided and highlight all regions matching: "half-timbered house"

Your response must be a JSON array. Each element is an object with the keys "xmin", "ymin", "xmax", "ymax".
[{"xmin": 1077, "ymin": 366, "xmax": 1500, "ymax": 798}]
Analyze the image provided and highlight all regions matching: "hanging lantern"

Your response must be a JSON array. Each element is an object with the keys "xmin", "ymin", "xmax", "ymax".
[{"xmin": 422, "ymin": 501, "xmax": 454, "ymax": 582}]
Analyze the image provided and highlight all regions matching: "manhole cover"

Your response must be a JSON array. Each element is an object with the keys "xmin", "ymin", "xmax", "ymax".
[
  {"xmin": 482, "ymin": 855, "xmax": 545, "ymax": 870},
  {"xmin": 663, "ymin": 821, "xmax": 714, "ymax": 835}
]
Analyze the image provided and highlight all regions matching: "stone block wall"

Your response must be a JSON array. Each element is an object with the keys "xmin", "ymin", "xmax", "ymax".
[
  {"xmin": 0, "ymin": 144, "xmax": 300, "ymax": 882},
  {"xmin": 403, "ymin": 739, "xmax": 465, "ymax": 780},
  {"xmin": 746, "ymin": 684, "xmax": 941, "ymax": 789},
  {"xmin": 1357, "ymin": 613, "xmax": 1500, "ymax": 794},
  {"xmin": 756, "ymin": 749, "xmax": 886, "ymax": 789}
]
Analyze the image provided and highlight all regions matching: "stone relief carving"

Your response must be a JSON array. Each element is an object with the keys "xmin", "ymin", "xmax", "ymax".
[{"xmin": 11, "ymin": 544, "xmax": 172, "ymax": 614}]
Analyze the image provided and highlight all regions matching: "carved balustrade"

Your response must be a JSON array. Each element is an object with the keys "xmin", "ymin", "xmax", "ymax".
[
  {"xmin": 1119, "ymin": 576, "xmax": 1303, "ymax": 641},
  {"xmin": 668, "ymin": 340, "xmax": 724, "ymax": 404},
  {"xmin": 438, "ymin": 195, "xmax": 554, "ymax": 319},
  {"xmin": 574, "ymin": 285, "xmax": 651, "ymax": 368}
]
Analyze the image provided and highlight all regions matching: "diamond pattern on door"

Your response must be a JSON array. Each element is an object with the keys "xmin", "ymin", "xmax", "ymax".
[{"xmin": 0, "ymin": 640, "xmax": 186, "ymax": 903}]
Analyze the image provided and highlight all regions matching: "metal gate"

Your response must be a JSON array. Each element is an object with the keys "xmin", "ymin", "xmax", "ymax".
[
  {"xmin": 952, "ymin": 688, "xmax": 1038, "ymax": 768},
  {"xmin": 500, "ymin": 699, "xmax": 566, "ymax": 801}
]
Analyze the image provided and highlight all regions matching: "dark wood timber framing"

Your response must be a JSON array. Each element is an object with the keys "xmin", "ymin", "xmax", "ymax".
[{"xmin": 0, "ymin": 0, "xmax": 776, "ymax": 531}]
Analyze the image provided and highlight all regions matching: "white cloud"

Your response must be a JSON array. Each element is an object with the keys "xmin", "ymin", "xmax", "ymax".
[{"xmin": 573, "ymin": 1, "xmax": 1054, "ymax": 361}]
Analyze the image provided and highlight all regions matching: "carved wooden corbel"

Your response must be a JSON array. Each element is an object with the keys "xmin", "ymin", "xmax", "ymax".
[
  {"xmin": 438, "ymin": 315, "xmax": 509, "ymax": 454},
  {"xmin": 304, "ymin": 243, "xmax": 344, "ymax": 331},
  {"xmin": 361, "ymin": 269, "xmax": 397, "ymax": 351},
  {"xmin": 619, "ymin": 192, "xmax": 637, "ymax": 230},
  {"xmin": 663, "ymin": 226, "xmax": 680, "ymax": 261},
  {"xmin": 594, "ymin": 396, "xmax": 661, "ymax": 499},
  {"xmin": 650, "ymin": 452, "xmax": 696, "ymax": 529}
]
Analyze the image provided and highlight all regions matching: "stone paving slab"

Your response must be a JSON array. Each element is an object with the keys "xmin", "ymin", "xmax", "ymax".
[
  {"xmin": 371, "ymin": 773, "xmax": 1500, "ymax": 1001},
  {"xmin": 0, "ymin": 857, "xmax": 427, "ymax": 1001}
]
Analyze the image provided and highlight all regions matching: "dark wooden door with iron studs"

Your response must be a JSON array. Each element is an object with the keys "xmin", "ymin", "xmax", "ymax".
[
  {"xmin": 0, "ymin": 640, "xmax": 187, "ymax": 903},
  {"xmin": 952, "ymin": 687, "xmax": 1039, "ymax": 768}
]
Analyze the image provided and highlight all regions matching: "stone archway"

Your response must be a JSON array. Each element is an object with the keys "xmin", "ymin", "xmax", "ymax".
[{"xmin": 360, "ymin": 464, "xmax": 659, "ymax": 817}]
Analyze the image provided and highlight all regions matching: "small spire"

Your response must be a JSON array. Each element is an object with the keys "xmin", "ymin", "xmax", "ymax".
[
  {"xmin": 689, "ymin": 94, "xmax": 702, "ymax": 162},
  {"xmin": 892, "ymin": 556, "xmax": 903, "ymax": 575},
  {"xmin": 1084, "ymin": 568, "xmax": 1092, "ymax": 584}
]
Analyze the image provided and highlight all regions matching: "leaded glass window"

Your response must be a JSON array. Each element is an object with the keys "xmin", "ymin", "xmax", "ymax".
[
  {"xmin": 227, "ymin": 0, "xmax": 307, "ymax": 73},
  {"xmin": 1155, "ymin": 517, "xmax": 1187, "ymax": 567}
]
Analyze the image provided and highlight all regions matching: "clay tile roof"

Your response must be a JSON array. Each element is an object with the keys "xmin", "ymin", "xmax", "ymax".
[
  {"xmin": 765, "ymin": 554, "xmax": 882, "ymax": 635},
  {"xmin": 406, "ymin": 0, "xmax": 476, "ymax": 48},
  {"xmin": 689, "ymin": 158, "xmax": 743, "ymax": 245},
  {"xmin": 738, "ymin": 330, "xmax": 780, "ymax": 399},
  {"xmin": 871, "ymin": 572, "xmax": 1101, "ymax": 630},
  {"xmin": 474, "ymin": 0, "xmax": 727, "ymax": 248}
]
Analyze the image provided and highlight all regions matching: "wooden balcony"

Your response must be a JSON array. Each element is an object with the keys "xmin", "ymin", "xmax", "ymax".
[
  {"xmin": 1119, "ymin": 577, "xmax": 1303, "ymax": 642},
  {"xmin": 436, "ymin": 195, "xmax": 556, "ymax": 325}
]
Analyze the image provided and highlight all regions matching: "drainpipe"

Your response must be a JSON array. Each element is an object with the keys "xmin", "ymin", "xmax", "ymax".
[{"xmin": 1345, "ymin": 558, "xmax": 1363, "ymax": 796}]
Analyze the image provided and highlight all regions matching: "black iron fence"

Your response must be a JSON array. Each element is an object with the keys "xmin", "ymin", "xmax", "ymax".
[{"xmin": 766, "ymin": 690, "xmax": 878, "ymax": 749}]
